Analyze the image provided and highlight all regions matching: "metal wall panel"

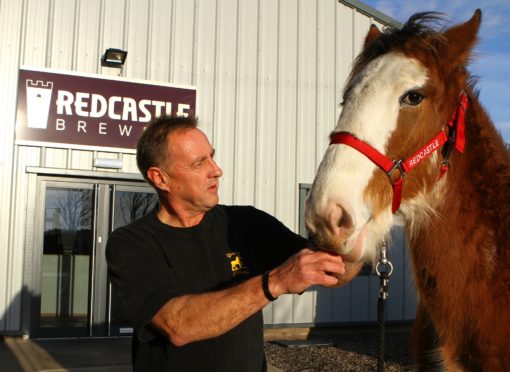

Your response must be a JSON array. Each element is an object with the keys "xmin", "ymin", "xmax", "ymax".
[
  {"xmin": 169, "ymin": 0, "xmax": 196, "ymax": 85},
  {"xmin": 274, "ymin": 0, "xmax": 299, "ymax": 229},
  {"xmin": 44, "ymin": 148, "xmax": 69, "ymax": 168},
  {"xmin": 101, "ymin": 0, "xmax": 128, "ymax": 78},
  {"xmin": 50, "ymin": 0, "xmax": 77, "ymax": 69},
  {"xmin": 0, "ymin": 0, "xmax": 413, "ymax": 331},
  {"xmin": 122, "ymin": 153, "xmax": 139, "ymax": 174},
  {"xmin": 126, "ymin": 0, "xmax": 151, "ymax": 79},
  {"xmin": 254, "ymin": 0, "xmax": 278, "ymax": 215},
  {"xmin": 233, "ymin": 0, "xmax": 258, "ymax": 206},
  {"xmin": 0, "ymin": 0, "xmax": 25, "ymax": 331},
  {"xmin": 315, "ymin": 0, "xmax": 338, "ymax": 167},
  {"xmin": 193, "ymin": 0, "xmax": 217, "ymax": 136},
  {"xmin": 70, "ymin": 149, "xmax": 94, "ymax": 170},
  {"xmin": 212, "ymin": 0, "xmax": 238, "ymax": 205},
  {"xmin": 146, "ymin": 0, "xmax": 174, "ymax": 82},
  {"xmin": 76, "ymin": 0, "xmax": 103, "ymax": 73},
  {"xmin": 6, "ymin": 146, "xmax": 41, "ymax": 329}
]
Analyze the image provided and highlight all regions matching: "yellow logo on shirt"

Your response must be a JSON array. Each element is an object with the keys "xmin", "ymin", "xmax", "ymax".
[{"xmin": 226, "ymin": 252, "xmax": 249, "ymax": 276}]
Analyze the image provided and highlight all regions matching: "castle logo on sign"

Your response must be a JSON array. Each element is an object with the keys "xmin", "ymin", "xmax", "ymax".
[{"xmin": 26, "ymin": 80, "xmax": 53, "ymax": 129}]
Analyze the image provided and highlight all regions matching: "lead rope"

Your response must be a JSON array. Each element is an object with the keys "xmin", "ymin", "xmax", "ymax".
[{"xmin": 376, "ymin": 234, "xmax": 393, "ymax": 372}]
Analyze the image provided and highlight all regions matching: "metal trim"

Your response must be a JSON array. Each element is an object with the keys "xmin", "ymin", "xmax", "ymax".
[
  {"xmin": 338, "ymin": 0, "xmax": 402, "ymax": 28},
  {"xmin": 25, "ymin": 166, "xmax": 145, "ymax": 182}
]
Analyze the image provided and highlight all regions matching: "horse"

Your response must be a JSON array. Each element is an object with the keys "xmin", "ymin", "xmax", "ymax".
[{"xmin": 304, "ymin": 9, "xmax": 510, "ymax": 371}]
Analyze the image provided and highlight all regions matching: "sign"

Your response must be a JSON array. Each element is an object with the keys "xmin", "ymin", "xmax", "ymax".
[{"xmin": 15, "ymin": 66, "xmax": 196, "ymax": 151}]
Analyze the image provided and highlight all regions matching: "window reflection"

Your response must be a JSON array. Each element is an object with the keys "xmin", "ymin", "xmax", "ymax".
[
  {"xmin": 43, "ymin": 188, "xmax": 93, "ymax": 255},
  {"xmin": 114, "ymin": 191, "xmax": 157, "ymax": 230}
]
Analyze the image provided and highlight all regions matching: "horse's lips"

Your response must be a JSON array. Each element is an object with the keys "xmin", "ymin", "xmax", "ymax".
[
  {"xmin": 312, "ymin": 225, "xmax": 366, "ymax": 262},
  {"xmin": 342, "ymin": 229, "xmax": 365, "ymax": 262}
]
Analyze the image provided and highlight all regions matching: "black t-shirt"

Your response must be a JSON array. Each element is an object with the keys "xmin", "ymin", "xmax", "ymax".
[{"xmin": 106, "ymin": 204, "xmax": 307, "ymax": 372}]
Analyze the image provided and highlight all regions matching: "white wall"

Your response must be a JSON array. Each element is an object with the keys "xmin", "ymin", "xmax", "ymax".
[{"xmin": 0, "ymin": 0, "xmax": 413, "ymax": 332}]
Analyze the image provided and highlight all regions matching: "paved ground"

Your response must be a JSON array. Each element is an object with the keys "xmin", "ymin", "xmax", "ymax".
[
  {"xmin": 0, "ymin": 326, "xmax": 411, "ymax": 371},
  {"xmin": 0, "ymin": 335, "xmax": 284, "ymax": 372},
  {"xmin": 0, "ymin": 337, "xmax": 131, "ymax": 372}
]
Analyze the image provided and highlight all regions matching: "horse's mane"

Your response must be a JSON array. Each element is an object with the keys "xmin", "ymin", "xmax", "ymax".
[{"xmin": 344, "ymin": 12, "xmax": 450, "ymax": 96}]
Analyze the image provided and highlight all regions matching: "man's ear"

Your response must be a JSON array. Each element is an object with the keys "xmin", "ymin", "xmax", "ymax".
[{"xmin": 147, "ymin": 166, "xmax": 170, "ymax": 192}]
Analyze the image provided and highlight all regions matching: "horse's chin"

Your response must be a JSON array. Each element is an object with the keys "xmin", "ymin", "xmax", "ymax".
[{"xmin": 313, "ymin": 229, "xmax": 365, "ymax": 263}]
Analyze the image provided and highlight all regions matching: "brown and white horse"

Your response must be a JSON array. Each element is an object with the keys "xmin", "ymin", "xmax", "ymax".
[{"xmin": 305, "ymin": 10, "xmax": 510, "ymax": 371}]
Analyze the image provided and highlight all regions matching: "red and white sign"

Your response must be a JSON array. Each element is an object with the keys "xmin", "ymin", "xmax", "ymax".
[{"xmin": 15, "ymin": 66, "xmax": 196, "ymax": 151}]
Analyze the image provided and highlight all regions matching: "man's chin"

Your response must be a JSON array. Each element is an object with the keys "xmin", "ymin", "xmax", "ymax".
[{"xmin": 203, "ymin": 196, "xmax": 219, "ymax": 210}]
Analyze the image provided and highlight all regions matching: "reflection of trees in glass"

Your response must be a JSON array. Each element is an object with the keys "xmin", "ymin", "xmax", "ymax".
[
  {"xmin": 55, "ymin": 190, "xmax": 92, "ymax": 230},
  {"xmin": 117, "ymin": 192, "xmax": 157, "ymax": 226}
]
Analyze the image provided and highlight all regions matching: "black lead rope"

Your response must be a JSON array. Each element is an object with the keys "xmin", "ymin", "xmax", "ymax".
[
  {"xmin": 376, "ymin": 236, "xmax": 393, "ymax": 372},
  {"xmin": 378, "ymin": 272, "xmax": 389, "ymax": 372}
]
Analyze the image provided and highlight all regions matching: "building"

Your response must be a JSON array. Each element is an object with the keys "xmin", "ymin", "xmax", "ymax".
[{"xmin": 0, "ymin": 0, "xmax": 415, "ymax": 338}]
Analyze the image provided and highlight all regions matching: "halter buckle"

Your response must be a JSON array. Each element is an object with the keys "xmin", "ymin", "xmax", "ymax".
[{"xmin": 386, "ymin": 160, "xmax": 406, "ymax": 184}]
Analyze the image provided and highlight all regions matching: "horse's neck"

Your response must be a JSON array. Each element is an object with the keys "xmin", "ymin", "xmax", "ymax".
[
  {"xmin": 407, "ymin": 93, "xmax": 510, "ymax": 267},
  {"xmin": 453, "ymin": 95, "xmax": 510, "ymax": 213}
]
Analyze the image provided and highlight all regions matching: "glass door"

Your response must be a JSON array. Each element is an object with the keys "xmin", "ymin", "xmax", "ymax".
[
  {"xmin": 37, "ymin": 184, "xmax": 95, "ymax": 337},
  {"xmin": 32, "ymin": 178, "xmax": 156, "ymax": 338}
]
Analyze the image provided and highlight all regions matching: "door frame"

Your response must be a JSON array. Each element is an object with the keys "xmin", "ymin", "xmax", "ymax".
[{"xmin": 22, "ymin": 167, "xmax": 153, "ymax": 338}]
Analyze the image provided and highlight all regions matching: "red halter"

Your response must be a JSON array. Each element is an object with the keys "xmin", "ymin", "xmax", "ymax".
[{"xmin": 329, "ymin": 91, "xmax": 468, "ymax": 213}]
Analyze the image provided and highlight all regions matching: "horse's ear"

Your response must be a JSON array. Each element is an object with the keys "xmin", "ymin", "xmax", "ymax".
[
  {"xmin": 443, "ymin": 9, "xmax": 481, "ymax": 66},
  {"xmin": 364, "ymin": 24, "xmax": 381, "ymax": 49}
]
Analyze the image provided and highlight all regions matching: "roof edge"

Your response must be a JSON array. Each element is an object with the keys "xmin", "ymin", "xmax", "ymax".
[{"xmin": 339, "ymin": 0, "xmax": 402, "ymax": 28}]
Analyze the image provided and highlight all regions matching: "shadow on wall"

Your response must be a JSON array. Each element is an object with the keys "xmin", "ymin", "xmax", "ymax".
[
  {"xmin": 0, "ymin": 287, "xmax": 34, "ymax": 371},
  {"xmin": 0, "ymin": 287, "xmax": 131, "ymax": 371}
]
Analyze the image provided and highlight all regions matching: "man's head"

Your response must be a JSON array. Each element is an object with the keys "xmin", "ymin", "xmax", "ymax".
[
  {"xmin": 137, "ymin": 115, "xmax": 223, "ymax": 216},
  {"xmin": 137, "ymin": 115, "xmax": 198, "ymax": 186}
]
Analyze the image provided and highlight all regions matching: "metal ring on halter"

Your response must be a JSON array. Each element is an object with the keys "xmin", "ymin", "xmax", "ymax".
[
  {"xmin": 375, "ymin": 259, "xmax": 394, "ymax": 277},
  {"xmin": 386, "ymin": 160, "xmax": 406, "ymax": 184}
]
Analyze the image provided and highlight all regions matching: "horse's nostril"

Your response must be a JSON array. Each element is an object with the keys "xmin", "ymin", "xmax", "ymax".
[{"xmin": 329, "ymin": 204, "xmax": 354, "ymax": 240}]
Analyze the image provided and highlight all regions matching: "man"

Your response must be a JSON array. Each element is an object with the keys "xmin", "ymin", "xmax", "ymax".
[{"xmin": 106, "ymin": 115, "xmax": 361, "ymax": 371}]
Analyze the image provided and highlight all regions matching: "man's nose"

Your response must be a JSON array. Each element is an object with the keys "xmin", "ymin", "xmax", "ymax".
[{"xmin": 210, "ymin": 160, "xmax": 223, "ymax": 177}]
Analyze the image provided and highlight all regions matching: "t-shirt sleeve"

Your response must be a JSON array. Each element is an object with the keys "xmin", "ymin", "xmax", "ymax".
[{"xmin": 106, "ymin": 225, "xmax": 180, "ymax": 342}]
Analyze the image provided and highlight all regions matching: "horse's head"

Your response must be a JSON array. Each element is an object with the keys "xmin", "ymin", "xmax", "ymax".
[{"xmin": 305, "ymin": 10, "xmax": 481, "ymax": 263}]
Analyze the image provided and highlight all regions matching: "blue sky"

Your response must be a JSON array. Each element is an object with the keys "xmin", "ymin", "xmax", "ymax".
[{"xmin": 360, "ymin": 0, "xmax": 510, "ymax": 141}]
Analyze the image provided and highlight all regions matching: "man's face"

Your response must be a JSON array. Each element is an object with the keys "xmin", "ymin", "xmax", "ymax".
[{"xmin": 163, "ymin": 128, "xmax": 223, "ymax": 213}]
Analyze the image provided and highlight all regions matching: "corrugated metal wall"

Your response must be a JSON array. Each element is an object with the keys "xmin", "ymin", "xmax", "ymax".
[{"xmin": 0, "ymin": 0, "xmax": 415, "ymax": 333}]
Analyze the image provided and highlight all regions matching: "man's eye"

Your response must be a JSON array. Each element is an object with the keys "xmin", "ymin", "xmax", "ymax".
[{"xmin": 400, "ymin": 91, "xmax": 424, "ymax": 106}]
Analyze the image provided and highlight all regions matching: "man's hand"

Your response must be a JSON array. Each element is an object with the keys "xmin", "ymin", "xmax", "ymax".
[{"xmin": 267, "ymin": 249, "xmax": 347, "ymax": 297}]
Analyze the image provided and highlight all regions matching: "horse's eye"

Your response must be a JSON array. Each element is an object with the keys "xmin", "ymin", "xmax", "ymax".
[{"xmin": 401, "ymin": 91, "xmax": 423, "ymax": 106}]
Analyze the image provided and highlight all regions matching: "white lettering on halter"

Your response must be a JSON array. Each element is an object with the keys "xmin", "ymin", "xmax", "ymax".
[{"xmin": 408, "ymin": 138, "xmax": 440, "ymax": 167}]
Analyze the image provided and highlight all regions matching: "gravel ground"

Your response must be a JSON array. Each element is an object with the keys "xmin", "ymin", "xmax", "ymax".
[{"xmin": 265, "ymin": 325, "xmax": 413, "ymax": 372}]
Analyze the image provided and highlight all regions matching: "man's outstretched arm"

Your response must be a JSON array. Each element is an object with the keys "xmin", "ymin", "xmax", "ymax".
[{"xmin": 151, "ymin": 249, "xmax": 345, "ymax": 346}]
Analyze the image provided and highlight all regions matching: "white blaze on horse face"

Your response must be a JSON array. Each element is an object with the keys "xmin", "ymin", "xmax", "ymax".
[{"xmin": 305, "ymin": 53, "xmax": 428, "ymax": 262}]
